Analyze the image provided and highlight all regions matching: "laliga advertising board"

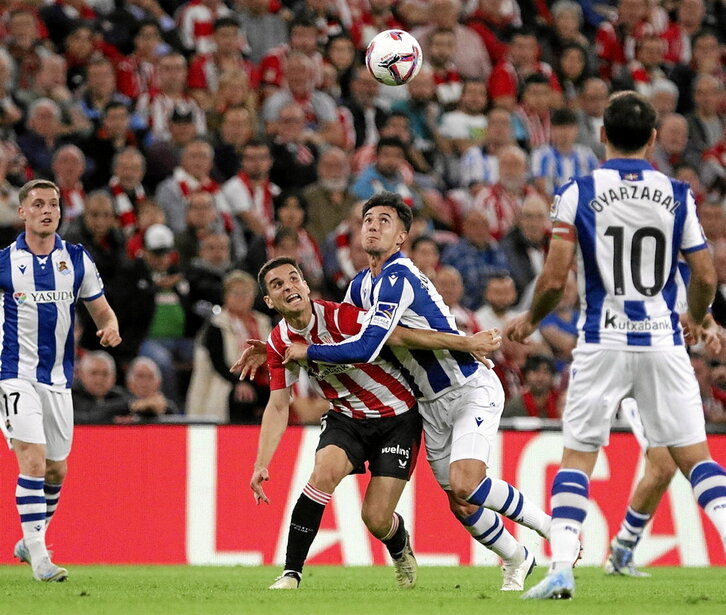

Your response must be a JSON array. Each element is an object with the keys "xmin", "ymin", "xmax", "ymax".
[{"xmin": 0, "ymin": 426, "xmax": 724, "ymax": 566}]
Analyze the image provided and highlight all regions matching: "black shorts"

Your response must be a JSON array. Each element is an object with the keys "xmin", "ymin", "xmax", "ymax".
[{"xmin": 316, "ymin": 408, "xmax": 422, "ymax": 480}]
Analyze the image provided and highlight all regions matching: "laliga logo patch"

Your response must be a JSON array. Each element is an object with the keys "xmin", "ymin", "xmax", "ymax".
[
  {"xmin": 57, "ymin": 260, "xmax": 71, "ymax": 275},
  {"xmin": 550, "ymin": 194, "xmax": 561, "ymax": 219},
  {"xmin": 13, "ymin": 292, "xmax": 27, "ymax": 305},
  {"xmin": 371, "ymin": 301, "xmax": 397, "ymax": 328}
]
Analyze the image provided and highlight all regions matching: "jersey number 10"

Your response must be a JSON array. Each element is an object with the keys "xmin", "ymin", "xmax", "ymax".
[{"xmin": 604, "ymin": 225, "xmax": 666, "ymax": 297}]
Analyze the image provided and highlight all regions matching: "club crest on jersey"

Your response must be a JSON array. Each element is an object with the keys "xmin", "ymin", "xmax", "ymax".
[
  {"xmin": 13, "ymin": 292, "xmax": 27, "ymax": 305},
  {"xmin": 371, "ymin": 301, "xmax": 396, "ymax": 328},
  {"xmin": 319, "ymin": 332, "xmax": 334, "ymax": 344},
  {"xmin": 57, "ymin": 261, "xmax": 71, "ymax": 275}
]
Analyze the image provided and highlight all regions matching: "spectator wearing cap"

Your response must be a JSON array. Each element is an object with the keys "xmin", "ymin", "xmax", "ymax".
[
  {"xmin": 107, "ymin": 223, "xmax": 193, "ymax": 404},
  {"xmin": 135, "ymin": 52, "xmax": 206, "ymax": 143},
  {"xmin": 143, "ymin": 102, "xmax": 200, "ymax": 192},
  {"xmin": 530, "ymin": 108, "xmax": 598, "ymax": 197},
  {"xmin": 502, "ymin": 355, "xmax": 561, "ymax": 419}
]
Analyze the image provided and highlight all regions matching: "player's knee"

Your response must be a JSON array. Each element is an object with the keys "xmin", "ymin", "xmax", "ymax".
[
  {"xmin": 449, "ymin": 475, "xmax": 481, "ymax": 502},
  {"xmin": 449, "ymin": 495, "xmax": 478, "ymax": 520},
  {"xmin": 360, "ymin": 507, "xmax": 390, "ymax": 538},
  {"xmin": 45, "ymin": 464, "xmax": 66, "ymax": 484}
]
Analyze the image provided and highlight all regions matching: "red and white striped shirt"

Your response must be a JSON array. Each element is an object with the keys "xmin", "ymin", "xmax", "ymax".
[
  {"xmin": 176, "ymin": 0, "xmax": 232, "ymax": 54},
  {"xmin": 267, "ymin": 300, "xmax": 416, "ymax": 419}
]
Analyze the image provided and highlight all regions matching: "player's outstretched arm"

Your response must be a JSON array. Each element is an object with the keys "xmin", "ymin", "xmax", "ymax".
[
  {"xmin": 251, "ymin": 388, "xmax": 292, "ymax": 505},
  {"xmin": 85, "ymin": 295, "xmax": 122, "ymax": 347},
  {"xmin": 231, "ymin": 339, "xmax": 267, "ymax": 380},
  {"xmin": 388, "ymin": 326, "xmax": 501, "ymax": 365}
]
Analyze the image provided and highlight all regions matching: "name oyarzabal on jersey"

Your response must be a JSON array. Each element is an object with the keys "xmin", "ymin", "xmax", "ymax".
[
  {"xmin": 0, "ymin": 234, "xmax": 105, "ymax": 388},
  {"xmin": 553, "ymin": 159, "xmax": 707, "ymax": 349},
  {"xmin": 307, "ymin": 254, "xmax": 480, "ymax": 400},
  {"xmin": 267, "ymin": 299, "xmax": 416, "ymax": 419}
]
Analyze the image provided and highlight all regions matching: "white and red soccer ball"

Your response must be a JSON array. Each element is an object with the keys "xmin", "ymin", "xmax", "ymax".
[{"xmin": 365, "ymin": 29, "xmax": 423, "ymax": 87}]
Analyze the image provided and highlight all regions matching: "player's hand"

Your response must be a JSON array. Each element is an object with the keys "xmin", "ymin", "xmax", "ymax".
[
  {"xmin": 283, "ymin": 342, "xmax": 309, "ymax": 364},
  {"xmin": 466, "ymin": 329, "xmax": 500, "ymax": 368},
  {"xmin": 250, "ymin": 466, "xmax": 270, "ymax": 504},
  {"xmin": 230, "ymin": 340, "xmax": 266, "ymax": 380},
  {"xmin": 505, "ymin": 313, "xmax": 536, "ymax": 343},
  {"xmin": 97, "ymin": 327, "xmax": 121, "ymax": 347},
  {"xmin": 701, "ymin": 314, "xmax": 722, "ymax": 355}
]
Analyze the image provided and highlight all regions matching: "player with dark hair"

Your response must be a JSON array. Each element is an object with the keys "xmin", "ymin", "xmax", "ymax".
[
  {"xmin": 283, "ymin": 190, "xmax": 555, "ymax": 591},
  {"xmin": 507, "ymin": 91, "xmax": 726, "ymax": 599},
  {"xmin": 252, "ymin": 256, "xmax": 502, "ymax": 590}
]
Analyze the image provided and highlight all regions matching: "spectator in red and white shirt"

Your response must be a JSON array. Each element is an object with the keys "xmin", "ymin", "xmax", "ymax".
[
  {"xmin": 155, "ymin": 137, "xmax": 232, "ymax": 234},
  {"xmin": 619, "ymin": 33, "xmax": 668, "ymax": 97},
  {"xmin": 187, "ymin": 16, "xmax": 259, "ymax": 111},
  {"xmin": 175, "ymin": 0, "xmax": 232, "ymax": 55},
  {"xmin": 222, "ymin": 138, "xmax": 280, "ymax": 239},
  {"xmin": 661, "ymin": 0, "xmax": 707, "ymax": 66},
  {"xmin": 52, "ymin": 144, "xmax": 87, "ymax": 230},
  {"xmin": 116, "ymin": 20, "xmax": 161, "ymax": 100},
  {"xmin": 258, "ymin": 16, "xmax": 324, "ymax": 99},
  {"xmin": 427, "ymin": 27, "xmax": 463, "ymax": 109},
  {"xmin": 108, "ymin": 146, "xmax": 147, "ymax": 235},
  {"xmin": 136, "ymin": 52, "xmax": 206, "ymax": 143},
  {"xmin": 349, "ymin": 0, "xmax": 403, "ymax": 50},
  {"xmin": 513, "ymin": 73, "xmax": 555, "ymax": 151},
  {"xmin": 488, "ymin": 27, "xmax": 561, "ymax": 111},
  {"xmin": 472, "ymin": 145, "xmax": 536, "ymax": 241},
  {"xmin": 595, "ymin": 0, "xmax": 653, "ymax": 82}
]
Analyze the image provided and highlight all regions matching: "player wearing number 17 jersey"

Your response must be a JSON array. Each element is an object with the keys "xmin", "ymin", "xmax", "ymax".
[{"xmin": 507, "ymin": 91, "xmax": 726, "ymax": 600}]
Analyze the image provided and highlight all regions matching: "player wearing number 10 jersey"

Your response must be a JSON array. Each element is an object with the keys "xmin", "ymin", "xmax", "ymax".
[{"xmin": 507, "ymin": 91, "xmax": 726, "ymax": 600}]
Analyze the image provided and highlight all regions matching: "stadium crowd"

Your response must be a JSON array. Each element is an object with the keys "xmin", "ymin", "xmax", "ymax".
[{"xmin": 1, "ymin": 0, "xmax": 726, "ymax": 424}]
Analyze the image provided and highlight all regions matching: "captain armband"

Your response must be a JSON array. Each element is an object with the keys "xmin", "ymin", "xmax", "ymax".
[{"xmin": 552, "ymin": 221, "xmax": 576, "ymax": 242}]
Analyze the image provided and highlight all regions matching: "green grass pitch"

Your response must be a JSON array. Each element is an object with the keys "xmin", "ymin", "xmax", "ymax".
[{"xmin": 0, "ymin": 565, "xmax": 724, "ymax": 615}]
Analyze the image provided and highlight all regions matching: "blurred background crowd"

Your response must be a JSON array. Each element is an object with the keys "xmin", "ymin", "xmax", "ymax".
[{"xmin": 1, "ymin": 0, "xmax": 725, "ymax": 425}]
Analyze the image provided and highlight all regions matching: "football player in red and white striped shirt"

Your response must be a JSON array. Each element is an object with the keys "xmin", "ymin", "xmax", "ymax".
[{"xmin": 251, "ymin": 256, "xmax": 499, "ymax": 590}]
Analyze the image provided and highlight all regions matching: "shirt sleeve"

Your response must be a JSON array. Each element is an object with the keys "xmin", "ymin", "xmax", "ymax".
[
  {"xmin": 680, "ymin": 187, "xmax": 708, "ymax": 254},
  {"xmin": 551, "ymin": 178, "xmax": 579, "ymax": 226},
  {"xmin": 267, "ymin": 336, "xmax": 299, "ymax": 391},
  {"xmin": 308, "ymin": 272, "xmax": 415, "ymax": 364},
  {"xmin": 79, "ymin": 248, "xmax": 105, "ymax": 301}
]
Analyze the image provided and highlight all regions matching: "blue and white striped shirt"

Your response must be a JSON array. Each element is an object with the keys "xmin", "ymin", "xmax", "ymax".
[
  {"xmin": 531, "ymin": 144, "xmax": 599, "ymax": 195},
  {"xmin": 554, "ymin": 159, "xmax": 707, "ymax": 349},
  {"xmin": 307, "ymin": 252, "xmax": 480, "ymax": 400},
  {"xmin": 0, "ymin": 234, "xmax": 104, "ymax": 388}
]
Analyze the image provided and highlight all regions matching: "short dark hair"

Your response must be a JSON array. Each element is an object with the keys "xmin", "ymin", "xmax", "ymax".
[
  {"xmin": 362, "ymin": 191, "xmax": 413, "ymax": 232},
  {"xmin": 411, "ymin": 235, "xmax": 439, "ymax": 252},
  {"xmin": 19, "ymin": 179, "xmax": 60, "ymax": 204},
  {"xmin": 603, "ymin": 91, "xmax": 657, "ymax": 153},
  {"xmin": 376, "ymin": 135, "xmax": 407, "ymax": 156},
  {"xmin": 257, "ymin": 256, "xmax": 303, "ymax": 295},
  {"xmin": 522, "ymin": 354, "xmax": 556, "ymax": 375},
  {"xmin": 551, "ymin": 108, "xmax": 578, "ymax": 126},
  {"xmin": 104, "ymin": 100, "xmax": 128, "ymax": 116},
  {"xmin": 214, "ymin": 16, "xmax": 239, "ymax": 31}
]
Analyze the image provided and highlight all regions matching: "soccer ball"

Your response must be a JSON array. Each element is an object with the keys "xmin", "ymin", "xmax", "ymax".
[{"xmin": 365, "ymin": 29, "xmax": 423, "ymax": 86}]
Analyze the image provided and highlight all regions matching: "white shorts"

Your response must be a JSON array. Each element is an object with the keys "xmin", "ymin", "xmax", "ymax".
[
  {"xmin": 563, "ymin": 345, "xmax": 706, "ymax": 452},
  {"xmin": 419, "ymin": 370, "xmax": 505, "ymax": 489},
  {"xmin": 0, "ymin": 379, "xmax": 74, "ymax": 461}
]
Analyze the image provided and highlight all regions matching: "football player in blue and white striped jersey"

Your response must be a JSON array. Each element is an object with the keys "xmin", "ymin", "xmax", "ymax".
[
  {"xmin": 286, "ymin": 191, "xmax": 552, "ymax": 591},
  {"xmin": 1, "ymin": 180, "xmax": 121, "ymax": 582},
  {"xmin": 508, "ymin": 91, "xmax": 726, "ymax": 599}
]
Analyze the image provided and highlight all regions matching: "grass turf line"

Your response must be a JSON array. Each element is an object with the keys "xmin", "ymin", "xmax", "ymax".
[{"xmin": 0, "ymin": 565, "xmax": 724, "ymax": 615}]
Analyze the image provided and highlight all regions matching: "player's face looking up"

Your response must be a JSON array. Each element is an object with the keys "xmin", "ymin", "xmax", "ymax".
[
  {"xmin": 262, "ymin": 263, "xmax": 312, "ymax": 322},
  {"xmin": 18, "ymin": 187, "xmax": 61, "ymax": 238},
  {"xmin": 361, "ymin": 205, "xmax": 408, "ymax": 258}
]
